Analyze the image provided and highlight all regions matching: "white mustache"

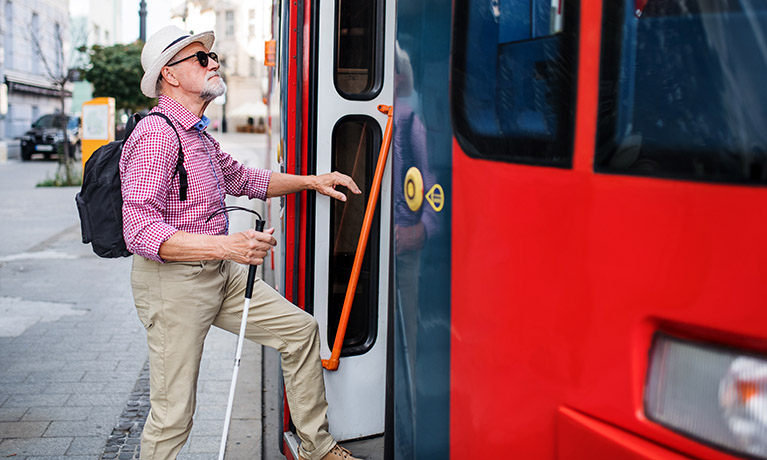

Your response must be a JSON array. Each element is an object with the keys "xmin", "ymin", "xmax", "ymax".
[{"xmin": 206, "ymin": 70, "xmax": 221, "ymax": 80}]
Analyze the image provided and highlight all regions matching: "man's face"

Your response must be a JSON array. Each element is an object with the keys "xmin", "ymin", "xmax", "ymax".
[{"xmin": 166, "ymin": 42, "xmax": 227, "ymax": 101}]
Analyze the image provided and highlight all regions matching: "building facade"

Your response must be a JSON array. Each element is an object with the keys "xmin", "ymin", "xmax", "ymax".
[
  {"xmin": 70, "ymin": 0, "xmax": 122, "ymax": 113},
  {"xmin": 1, "ymin": 0, "xmax": 72, "ymax": 159},
  {"xmin": 171, "ymin": 0, "xmax": 272, "ymax": 132}
]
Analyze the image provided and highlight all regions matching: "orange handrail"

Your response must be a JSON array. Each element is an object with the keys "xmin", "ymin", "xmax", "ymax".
[{"xmin": 323, "ymin": 104, "xmax": 394, "ymax": 371}]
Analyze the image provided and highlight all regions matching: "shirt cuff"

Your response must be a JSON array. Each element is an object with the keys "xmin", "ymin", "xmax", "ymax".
[
  {"xmin": 131, "ymin": 223, "xmax": 178, "ymax": 263},
  {"xmin": 249, "ymin": 168, "xmax": 272, "ymax": 201}
]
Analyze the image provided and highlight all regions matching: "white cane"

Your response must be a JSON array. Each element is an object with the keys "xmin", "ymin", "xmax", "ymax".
[{"xmin": 218, "ymin": 214, "xmax": 265, "ymax": 460}]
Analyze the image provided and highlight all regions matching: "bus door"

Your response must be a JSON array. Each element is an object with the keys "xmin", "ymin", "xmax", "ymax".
[{"xmin": 310, "ymin": 0, "xmax": 395, "ymax": 443}]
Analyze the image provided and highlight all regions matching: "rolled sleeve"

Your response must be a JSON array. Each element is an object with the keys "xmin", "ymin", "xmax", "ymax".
[
  {"xmin": 121, "ymin": 129, "xmax": 179, "ymax": 262},
  {"xmin": 215, "ymin": 143, "xmax": 272, "ymax": 200}
]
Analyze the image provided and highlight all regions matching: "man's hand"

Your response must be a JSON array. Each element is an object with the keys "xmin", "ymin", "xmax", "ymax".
[
  {"xmin": 313, "ymin": 171, "xmax": 362, "ymax": 202},
  {"xmin": 221, "ymin": 227, "xmax": 277, "ymax": 265}
]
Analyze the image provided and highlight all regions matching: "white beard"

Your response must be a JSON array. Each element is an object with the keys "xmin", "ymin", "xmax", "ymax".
[{"xmin": 200, "ymin": 71, "xmax": 227, "ymax": 101}]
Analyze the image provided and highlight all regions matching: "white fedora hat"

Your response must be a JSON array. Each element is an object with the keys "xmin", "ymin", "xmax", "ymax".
[{"xmin": 140, "ymin": 25, "xmax": 215, "ymax": 98}]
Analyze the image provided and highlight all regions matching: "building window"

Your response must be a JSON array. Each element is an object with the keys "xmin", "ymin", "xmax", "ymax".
[
  {"xmin": 334, "ymin": 0, "xmax": 384, "ymax": 99},
  {"xmin": 328, "ymin": 116, "xmax": 382, "ymax": 356},
  {"xmin": 451, "ymin": 0, "xmax": 578, "ymax": 166},
  {"xmin": 225, "ymin": 10, "xmax": 234, "ymax": 37},
  {"xmin": 249, "ymin": 57, "xmax": 256, "ymax": 77},
  {"xmin": 595, "ymin": 1, "xmax": 767, "ymax": 185}
]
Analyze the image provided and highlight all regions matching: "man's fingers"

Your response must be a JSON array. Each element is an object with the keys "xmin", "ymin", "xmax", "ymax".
[{"xmin": 335, "ymin": 172, "xmax": 361, "ymax": 194}]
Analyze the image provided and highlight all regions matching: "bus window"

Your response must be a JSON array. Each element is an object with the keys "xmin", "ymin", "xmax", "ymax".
[
  {"xmin": 328, "ymin": 116, "xmax": 382, "ymax": 355},
  {"xmin": 451, "ymin": 0, "xmax": 577, "ymax": 166},
  {"xmin": 334, "ymin": 0, "xmax": 383, "ymax": 99},
  {"xmin": 596, "ymin": 1, "xmax": 767, "ymax": 185}
]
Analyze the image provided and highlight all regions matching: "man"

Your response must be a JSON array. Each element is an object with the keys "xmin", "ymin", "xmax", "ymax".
[{"xmin": 121, "ymin": 26, "xmax": 362, "ymax": 460}]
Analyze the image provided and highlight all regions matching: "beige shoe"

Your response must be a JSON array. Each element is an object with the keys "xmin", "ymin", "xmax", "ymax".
[{"xmin": 298, "ymin": 444, "xmax": 362, "ymax": 460}]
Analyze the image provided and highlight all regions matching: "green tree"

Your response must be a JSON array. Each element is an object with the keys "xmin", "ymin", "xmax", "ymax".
[{"xmin": 83, "ymin": 42, "xmax": 154, "ymax": 113}]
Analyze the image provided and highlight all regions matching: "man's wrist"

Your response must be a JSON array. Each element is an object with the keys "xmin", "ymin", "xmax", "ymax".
[{"xmin": 307, "ymin": 175, "xmax": 318, "ymax": 192}]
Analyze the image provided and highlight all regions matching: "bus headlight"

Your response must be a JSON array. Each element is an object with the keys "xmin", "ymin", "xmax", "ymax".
[
  {"xmin": 719, "ymin": 356, "xmax": 767, "ymax": 456},
  {"xmin": 645, "ymin": 334, "xmax": 767, "ymax": 459}
]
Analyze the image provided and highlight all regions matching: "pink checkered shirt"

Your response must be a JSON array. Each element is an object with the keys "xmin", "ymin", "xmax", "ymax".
[{"xmin": 120, "ymin": 95, "xmax": 272, "ymax": 262}]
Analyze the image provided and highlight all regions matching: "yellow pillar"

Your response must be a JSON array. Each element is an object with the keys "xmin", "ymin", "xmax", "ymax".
[{"xmin": 81, "ymin": 97, "xmax": 115, "ymax": 168}]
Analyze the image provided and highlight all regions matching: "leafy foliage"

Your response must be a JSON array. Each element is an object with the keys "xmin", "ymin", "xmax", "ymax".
[{"xmin": 83, "ymin": 42, "xmax": 154, "ymax": 113}]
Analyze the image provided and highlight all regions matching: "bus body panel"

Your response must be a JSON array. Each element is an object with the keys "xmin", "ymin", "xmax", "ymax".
[{"xmin": 449, "ymin": 1, "xmax": 767, "ymax": 457}]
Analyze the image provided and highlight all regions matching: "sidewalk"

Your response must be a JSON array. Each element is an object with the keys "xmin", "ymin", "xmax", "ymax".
[{"xmin": 0, "ymin": 132, "xmax": 270, "ymax": 459}]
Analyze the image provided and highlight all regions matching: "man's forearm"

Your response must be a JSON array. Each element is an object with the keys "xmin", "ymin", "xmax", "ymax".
[
  {"xmin": 266, "ymin": 171, "xmax": 317, "ymax": 198},
  {"xmin": 158, "ymin": 231, "xmax": 225, "ymax": 261}
]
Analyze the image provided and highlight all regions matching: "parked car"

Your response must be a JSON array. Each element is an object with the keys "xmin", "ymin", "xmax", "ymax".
[{"xmin": 20, "ymin": 114, "xmax": 81, "ymax": 161}]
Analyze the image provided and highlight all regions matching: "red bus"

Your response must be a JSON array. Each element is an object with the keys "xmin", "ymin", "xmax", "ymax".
[{"xmin": 261, "ymin": 0, "xmax": 767, "ymax": 458}]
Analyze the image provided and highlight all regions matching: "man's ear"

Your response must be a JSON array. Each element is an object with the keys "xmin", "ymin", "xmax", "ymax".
[{"xmin": 161, "ymin": 67, "xmax": 180, "ymax": 88}]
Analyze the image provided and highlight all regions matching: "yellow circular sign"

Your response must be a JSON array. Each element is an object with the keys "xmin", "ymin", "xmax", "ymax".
[{"xmin": 404, "ymin": 167, "xmax": 424, "ymax": 212}]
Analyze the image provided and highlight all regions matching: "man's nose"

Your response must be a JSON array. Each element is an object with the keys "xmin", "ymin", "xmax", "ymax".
[{"xmin": 208, "ymin": 58, "xmax": 220, "ymax": 71}]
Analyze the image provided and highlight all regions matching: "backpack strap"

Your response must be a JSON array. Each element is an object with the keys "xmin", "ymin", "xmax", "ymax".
[
  {"xmin": 144, "ymin": 112, "xmax": 188, "ymax": 201},
  {"xmin": 124, "ymin": 113, "xmax": 143, "ymax": 139}
]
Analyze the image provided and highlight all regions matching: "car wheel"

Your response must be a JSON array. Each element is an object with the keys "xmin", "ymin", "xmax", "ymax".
[{"xmin": 21, "ymin": 149, "xmax": 31, "ymax": 161}]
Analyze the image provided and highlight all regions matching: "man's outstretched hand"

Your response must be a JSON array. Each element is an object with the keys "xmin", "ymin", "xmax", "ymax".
[{"xmin": 313, "ymin": 171, "xmax": 362, "ymax": 202}]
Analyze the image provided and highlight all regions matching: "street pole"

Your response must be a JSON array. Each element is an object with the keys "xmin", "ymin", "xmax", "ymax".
[{"xmin": 139, "ymin": 0, "xmax": 147, "ymax": 42}]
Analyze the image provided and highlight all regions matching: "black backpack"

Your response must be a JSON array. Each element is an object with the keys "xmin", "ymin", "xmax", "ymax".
[{"xmin": 75, "ymin": 112, "xmax": 188, "ymax": 258}]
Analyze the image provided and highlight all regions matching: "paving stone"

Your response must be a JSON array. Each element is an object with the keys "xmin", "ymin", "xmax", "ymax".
[
  {"xmin": 2, "ymin": 394, "xmax": 70, "ymax": 408},
  {"xmin": 84, "ymin": 407, "xmax": 123, "ymax": 424},
  {"xmin": 43, "ymin": 421, "xmax": 113, "ymax": 437},
  {"xmin": 22, "ymin": 407, "xmax": 91, "ymax": 422},
  {"xmin": 0, "ymin": 421, "xmax": 50, "ymax": 437},
  {"xmin": 0, "ymin": 371, "xmax": 30, "ymax": 383},
  {"xmin": 191, "ymin": 405, "xmax": 226, "ymax": 420},
  {"xmin": 185, "ymin": 435, "xmax": 220, "ymax": 453},
  {"xmin": 0, "ymin": 406, "xmax": 28, "ymax": 422},
  {"xmin": 188, "ymin": 419, "xmax": 222, "ymax": 436},
  {"xmin": 26, "ymin": 456, "xmax": 100, "ymax": 460},
  {"xmin": 0, "ymin": 382, "xmax": 50, "ymax": 395},
  {"xmin": 64, "ymin": 394, "xmax": 129, "ymax": 407},
  {"xmin": 4, "ymin": 361, "xmax": 66, "ymax": 373},
  {"xmin": 44, "ymin": 382, "xmax": 106, "ymax": 395},
  {"xmin": 25, "ymin": 371, "xmax": 85, "ymax": 383},
  {"xmin": 66, "ymin": 436, "xmax": 107, "ymax": 455},
  {"xmin": 58, "ymin": 361, "xmax": 120, "ymax": 373},
  {"xmin": 0, "ymin": 437, "xmax": 71, "ymax": 456},
  {"xmin": 80, "ymin": 372, "xmax": 138, "ymax": 383}
]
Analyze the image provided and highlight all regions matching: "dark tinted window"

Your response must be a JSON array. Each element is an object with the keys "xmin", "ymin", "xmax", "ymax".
[
  {"xmin": 596, "ymin": 1, "xmax": 767, "ymax": 184},
  {"xmin": 328, "ymin": 116, "xmax": 381, "ymax": 356},
  {"xmin": 451, "ymin": 0, "xmax": 578, "ymax": 166},
  {"xmin": 33, "ymin": 115, "xmax": 68, "ymax": 129},
  {"xmin": 335, "ymin": 0, "xmax": 383, "ymax": 99}
]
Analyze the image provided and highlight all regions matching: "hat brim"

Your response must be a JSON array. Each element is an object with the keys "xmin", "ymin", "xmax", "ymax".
[{"xmin": 141, "ymin": 31, "xmax": 215, "ymax": 98}]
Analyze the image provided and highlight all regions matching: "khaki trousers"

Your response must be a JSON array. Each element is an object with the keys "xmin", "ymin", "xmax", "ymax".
[{"xmin": 131, "ymin": 257, "xmax": 336, "ymax": 460}]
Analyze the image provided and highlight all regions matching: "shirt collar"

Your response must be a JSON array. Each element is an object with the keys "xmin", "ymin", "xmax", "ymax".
[
  {"xmin": 157, "ymin": 95, "xmax": 208, "ymax": 131},
  {"xmin": 194, "ymin": 115, "xmax": 211, "ymax": 131}
]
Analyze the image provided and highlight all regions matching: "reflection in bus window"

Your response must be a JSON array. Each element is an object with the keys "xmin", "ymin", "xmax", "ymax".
[
  {"xmin": 596, "ymin": 1, "xmax": 767, "ymax": 185},
  {"xmin": 451, "ymin": 0, "xmax": 577, "ymax": 166},
  {"xmin": 335, "ymin": 0, "xmax": 382, "ymax": 98},
  {"xmin": 328, "ymin": 117, "xmax": 381, "ymax": 355}
]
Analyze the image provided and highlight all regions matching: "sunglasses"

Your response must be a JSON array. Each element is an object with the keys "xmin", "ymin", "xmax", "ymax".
[{"xmin": 167, "ymin": 51, "xmax": 219, "ymax": 68}]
